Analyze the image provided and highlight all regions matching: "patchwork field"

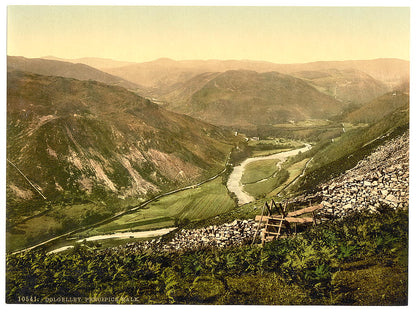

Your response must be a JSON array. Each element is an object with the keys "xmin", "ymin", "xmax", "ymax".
[
  {"xmin": 241, "ymin": 158, "xmax": 282, "ymax": 184},
  {"xmin": 243, "ymin": 157, "xmax": 311, "ymax": 199}
]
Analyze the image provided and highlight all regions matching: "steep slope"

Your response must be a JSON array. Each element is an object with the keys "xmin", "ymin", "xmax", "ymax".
[
  {"xmin": 8, "ymin": 56, "xmax": 140, "ymax": 91},
  {"xmin": 291, "ymin": 68, "xmax": 389, "ymax": 105},
  {"xmin": 345, "ymin": 91, "xmax": 409, "ymax": 124},
  {"xmin": 158, "ymin": 72, "xmax": 222, "ymax": 108},
  {"xmin": 164, "ymin": 70, "xmax": 346, "ymax": 128},
  {"xmin": 319, "ymin": 130, "xmax": 409, "ymax": 217},
  {"xmin": 294, "ymin": 100, "xmax": 409, "ymax": 194},
  {"xmin": 7, "ymin": 71, "xmax": 235, "ymax": 220}
]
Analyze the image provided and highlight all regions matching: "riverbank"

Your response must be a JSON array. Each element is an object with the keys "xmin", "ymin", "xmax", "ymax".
[{"xmin": 227, "ymin": 144, "xmax": 311, "ymax": 205}]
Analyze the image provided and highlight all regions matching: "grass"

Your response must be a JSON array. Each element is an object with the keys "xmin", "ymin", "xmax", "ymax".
[
  {"xmin": 243, "ymin": 169, "xmax": 289, "ymax": 199},
  {"xmin": 241, "ymin": 159, "xmax": 281, "ymax": 184},
  {"xmin": 77, "ymin": 177, "xmax": 235, "ymax": 239},
  {"xmin": 252, "ymin": 148, "xmax": 293, "ymax": 157},
  {"xmin": 272, "ymin": 119, "xmax": 332, "ymax": 128},
  {"xmin": 7, "ymin": 174, "xmax": 235, "ymax": 252},
  {"xmin": 6, "ymin": 201, "xmax": 116, "ymax": 253},
  {"xmin": 269, "ymin": 158, "xmax": 311, "ymax": 197},
  {"xmin": 6, "ymin": 215, "xmax": 62, "ymax": 253},
  {"xmin": 241, "ymin": 154, "xmax": 311, "ymax": 200}
]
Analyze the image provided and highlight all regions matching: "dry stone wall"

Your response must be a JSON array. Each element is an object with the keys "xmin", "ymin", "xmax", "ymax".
[{"xmin": 104, "ymin": 219, "xmax": 258, "ymax": 254}]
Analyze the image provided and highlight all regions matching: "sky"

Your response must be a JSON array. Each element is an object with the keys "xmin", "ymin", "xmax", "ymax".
[{"xmin": 7, "ymin": 5, "xmax": 411, "ymax": 64}]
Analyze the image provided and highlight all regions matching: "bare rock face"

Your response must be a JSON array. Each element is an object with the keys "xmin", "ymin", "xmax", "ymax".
[{"xmin": 318, "ymin": 131, "xmax": 409, "ymax": 218}]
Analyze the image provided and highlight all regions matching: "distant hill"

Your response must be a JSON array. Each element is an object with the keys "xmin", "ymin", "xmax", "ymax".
[
  {"xmin": 291, "ymin": 68, "xmax": 389, "ymax": 105},
  {"xmin": 345, "ymin": 91, "xmax": 409, "ymax": 124},
  {"xmin": 8, "ymin": 56, "xmax": 140, "ymax": 91},
  {"xmin": 161, "ymin": 70, "xmax": 346, "ymax": 128},
  {"xmin": 104, "ymin": 57, "xmax": 207, "ymax": 89},
  {"xmin": 157, "ymin": 72, "xmax": 222, "ymax": 109},
  {"xmin": 7, "ymin": 71, "xmax": 235, "ymax": 220},
  {"xmin": 277, "ymin": 58, "xmax": 409, "ymax": 88},
  {"xmin": 42, "ymin": 56, "xmax": 137, "ymax": 69}
]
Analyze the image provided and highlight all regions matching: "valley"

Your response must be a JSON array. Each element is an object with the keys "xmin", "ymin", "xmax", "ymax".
[
  {"xmin": 5, "ymin": 5, "xmax": 412, "ymax": 305},
  {"xmin": 6, "ymin": 54, "xmax": 410, "ymax": 305}
]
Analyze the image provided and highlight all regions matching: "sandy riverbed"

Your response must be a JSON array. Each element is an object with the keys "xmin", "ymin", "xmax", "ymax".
[{"xmin": 226, "ymin": 144, "xmax": 311, "ymax": 205}]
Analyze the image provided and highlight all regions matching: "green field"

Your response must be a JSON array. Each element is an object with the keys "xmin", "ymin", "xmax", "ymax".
[
  {"xmin": 6, "ymin": 202, "xmax": 108, "ymax": 253},
  {"xmin": 7, "ymin": 176, "xmax": 235, "ymax": 252},
  {"xmin": 272, "ymin": 119, "xmax": 332, "ymax": 128},
  {"xmin": 269, "ymin": 158, "xmax": 311, "ymax": 197},
  {"xmin": 78, "ymin": 177, "xmax": 235, "ymax": 238},
  {"xmin": 243, "ymin": 169, "xmax": 289, "ymax": 199},
  {"xmin": 242, "ymin": 157, "xmax": 311, "ymax": 199},
  {"xmin": 241, "ymin": 159, "xmax": 281, "ymax": 184}
]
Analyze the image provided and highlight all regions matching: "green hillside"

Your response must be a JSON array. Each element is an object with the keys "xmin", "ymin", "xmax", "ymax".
[
  {"xmin": 345, "ymin": 91, "xmax": 409, "ymax": 124},
  {"xmin": 7, "ymin": 71, "xmax": 236, "ymax": 226},
  {"xmin": 292, "ymin": 100, "xmax": 409, "ymax": 194}
]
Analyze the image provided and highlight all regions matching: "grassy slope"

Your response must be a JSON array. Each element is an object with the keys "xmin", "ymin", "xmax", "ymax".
[
  {"xmin": 7, "ymin": 71, "xmax": 237, "ymax": 252},
  {"xmin": 293, "ymin": 100, "xmax": 409, "ymax": 194},
  {"xmin": 7, "ymin": 71, "xmax": 234, "ymax": 204},
  {"xmin": 345, "ymin": 91, "xmax": 409, "ymax": 124},
  {"xmin": 170, "ymin": 70, "xmax": 345, "ymax": 128}
]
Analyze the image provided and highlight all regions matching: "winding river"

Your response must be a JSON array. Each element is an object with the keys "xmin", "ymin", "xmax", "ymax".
[{"xmin": 226, "ymin": 144, "xmax": 312, "ymax": 205}]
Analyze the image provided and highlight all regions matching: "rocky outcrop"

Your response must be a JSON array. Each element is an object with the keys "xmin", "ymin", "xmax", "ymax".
[{"xmin": 318, "ymin": 131, "xmax": 409, "ymax": 218}]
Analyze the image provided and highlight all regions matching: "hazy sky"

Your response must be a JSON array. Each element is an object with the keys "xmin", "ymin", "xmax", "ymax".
[{"xmin": 7, "ymin": 6, "xmax": 410, "ymax": 63}]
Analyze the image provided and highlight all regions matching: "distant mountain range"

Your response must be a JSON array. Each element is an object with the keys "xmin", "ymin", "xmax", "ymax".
[
  {"xmin": 97, "ymin": 57, "xmax": 408, "ymax": 92},
  {"xmin": 42, "ymin": 55, "xmax": 137, "ymax": 69},
  {"xmin": 9, "ymin": 55, "xmax": 404, "ymax": 130},
  {"xmin": 68, "ymin": 56, "xmax": 407, "ymax": 127},
  {"xmin": 38, "ymin": 56, "xmax": 409, "ymax": 89}
]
